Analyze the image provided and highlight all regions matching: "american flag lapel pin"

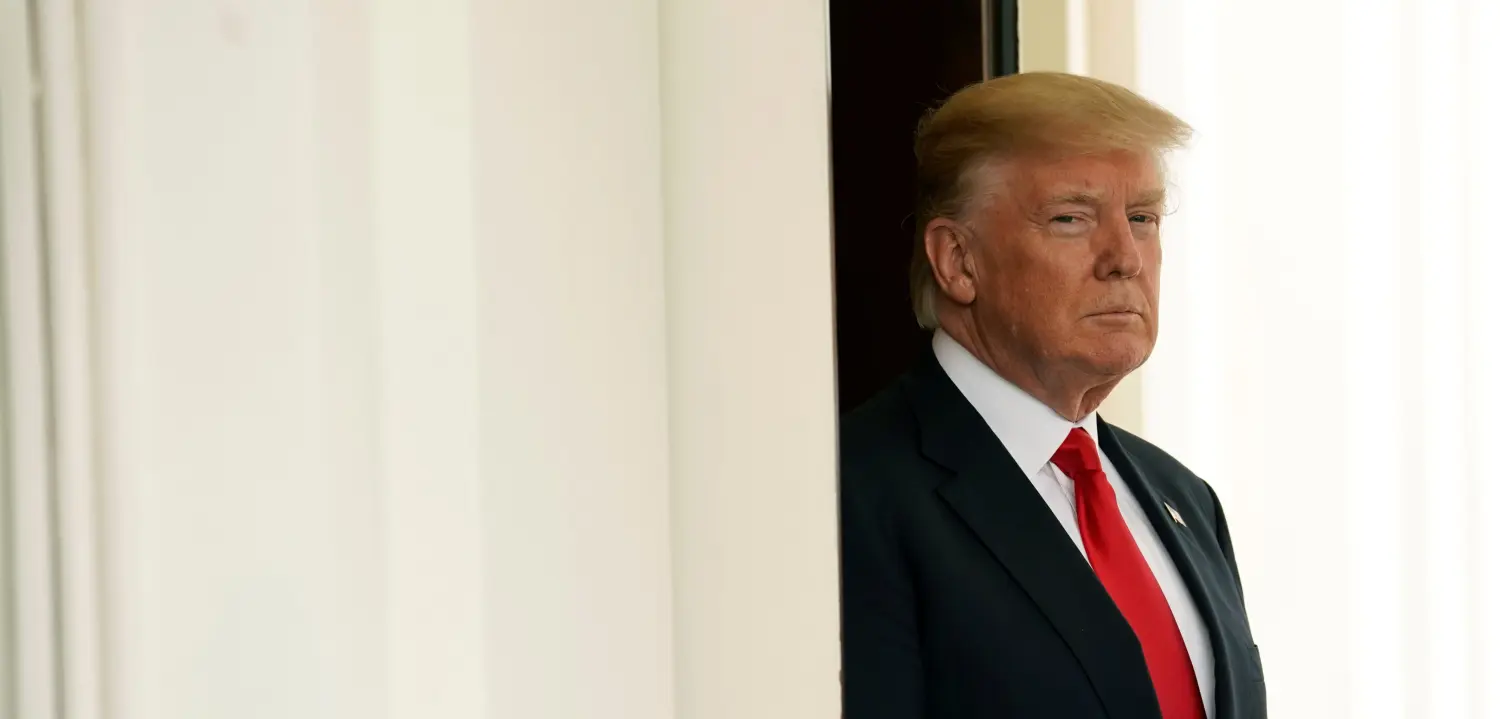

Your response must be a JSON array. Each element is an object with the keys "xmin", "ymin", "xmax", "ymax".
[{"xmin": 1165, "ymin": 502, "xmax": 1187, "ymax": 528}]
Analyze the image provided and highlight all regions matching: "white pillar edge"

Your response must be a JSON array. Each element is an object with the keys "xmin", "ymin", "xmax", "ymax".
[
  {"xmin": 369, "ymin": 0, "xmax": 487, "ymax": 716},
  {"xmin": 35, "ymin": 0, "xmax": 107, "ymax": 715},
  {"xmin": 660, "ymin": 0, "xmax": 843, "ymax": 716},
  {"xmin": 0, "ymin": 0, "xmax": 62, "ymax": 715}
]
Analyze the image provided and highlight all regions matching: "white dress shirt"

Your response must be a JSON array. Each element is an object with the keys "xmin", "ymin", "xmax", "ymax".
[{"xmin": 933, "ymin": 331, "xmax": 1217, "ymax": 716}]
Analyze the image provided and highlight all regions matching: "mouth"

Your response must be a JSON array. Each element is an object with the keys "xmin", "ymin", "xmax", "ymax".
[{"xmin": 1084, "ymin": 309, "xmax": 1144, "ymax": 326}]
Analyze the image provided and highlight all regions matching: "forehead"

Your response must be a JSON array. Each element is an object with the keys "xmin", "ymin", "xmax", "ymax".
[{"xmin": 1005, "ymin": 149, "xmax": 1163, "ymax": 202}]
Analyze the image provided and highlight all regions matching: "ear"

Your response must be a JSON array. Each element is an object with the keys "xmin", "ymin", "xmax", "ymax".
[{"xmin": 923, "ymin": 218, "xmax": 978, "ymax": 307}]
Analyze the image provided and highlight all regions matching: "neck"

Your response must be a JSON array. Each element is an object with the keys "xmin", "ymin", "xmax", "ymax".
[{"xmin": 940, "ymin": 324, "xmax": 1122, "ymax": 423}]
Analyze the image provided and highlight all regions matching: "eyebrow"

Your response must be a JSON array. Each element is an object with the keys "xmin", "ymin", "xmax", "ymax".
[
  {"xmin": 1042, "ymin": 189, "xmax": 1167, "ymax": 208},
  {"xmin": 1045, "ymin": 192, "xmax": 1104, "ymax": 207},
  {"xmin": 1130, "ymin": 189, "xmax": 1168, "ymax": 208}
]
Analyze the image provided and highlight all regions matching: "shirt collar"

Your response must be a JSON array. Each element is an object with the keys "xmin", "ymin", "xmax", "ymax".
[{"xmin": 931, "ymin": 330, "xmax": 1099, "ymax": 477}]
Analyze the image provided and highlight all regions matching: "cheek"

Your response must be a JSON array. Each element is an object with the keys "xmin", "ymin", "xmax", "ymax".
[
  {"xmin": 979, "ymin": 240, "xmax": 1090, "ymax": 322},
  {"xmin": 1139, "ymin": 244, "xmax": 1163, "ymax": 294},
  {"xmin": 1145, "ymin": 242, "xmax": 1164, "ymax": 271},
  {"xmin": 992, "ymin": 256, "xmax": 1065, "ymax": 305},
  {"xmin": 995, "ymin": 241, "xmax": 1079, "ymax": 288}
]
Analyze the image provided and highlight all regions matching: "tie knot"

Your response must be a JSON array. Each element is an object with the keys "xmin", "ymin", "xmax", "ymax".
[{"xmin": 1050, "ymin": 426, "xmax": 1102, "ymax": 481}]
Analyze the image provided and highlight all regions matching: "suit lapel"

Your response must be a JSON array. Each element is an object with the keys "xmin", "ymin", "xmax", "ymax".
[
  {"xmin": 1097, "ymin": 421, "xmax": 1253, "ymax": 719},
  {"xmin": 903, "ymin": 351, "xmax": 1161, "ymax": 719}
]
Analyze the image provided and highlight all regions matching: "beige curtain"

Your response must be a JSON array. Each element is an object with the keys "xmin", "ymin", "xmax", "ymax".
[{"xmin": 1133, "ymin": 0, "xmax": 1500, "ymax": 716}]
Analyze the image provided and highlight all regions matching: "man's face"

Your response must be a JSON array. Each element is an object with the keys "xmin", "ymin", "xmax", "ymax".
[{"xmin": 967, "ymin": 149, "xmax": 1164, "ymax": 380}]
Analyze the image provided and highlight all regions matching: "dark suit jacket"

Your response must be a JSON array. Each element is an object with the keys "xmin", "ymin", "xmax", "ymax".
[{"xmin": 839, "ymin": 348, "xmax": 1266, "ymax": 719}]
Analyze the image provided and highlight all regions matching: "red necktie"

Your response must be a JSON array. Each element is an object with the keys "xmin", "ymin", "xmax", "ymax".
[{"xmin": 1051, "ymin": 427, "xmax": 1205, "ymax": 719}]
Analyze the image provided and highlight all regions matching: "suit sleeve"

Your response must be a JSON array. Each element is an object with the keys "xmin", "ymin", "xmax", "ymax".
[{"xmin": 840, "ymin": 474, "xmax": 925, "ymax": 718}]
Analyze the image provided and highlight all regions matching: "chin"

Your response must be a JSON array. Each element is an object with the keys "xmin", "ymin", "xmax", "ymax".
[{"xmin": 1081, "ymin": 338, "xmax": 1153, "ymax": 376}]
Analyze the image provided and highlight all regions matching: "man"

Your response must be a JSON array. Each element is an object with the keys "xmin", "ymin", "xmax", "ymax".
[{"xmin": 839, "ymin": 73, "xmax": 1265, "ymax": 719}]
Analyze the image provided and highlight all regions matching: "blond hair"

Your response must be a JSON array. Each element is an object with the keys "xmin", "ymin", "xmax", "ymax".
[{"xmin": 909, "ymin": 72, "xmax": 1193, "ymax": 329}]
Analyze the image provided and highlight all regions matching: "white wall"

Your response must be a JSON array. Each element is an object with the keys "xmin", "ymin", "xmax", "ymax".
[
  {"xmin": 84, "ymin": 1, "xmax": 398, "ymax": 715},
  {"xmin": 471, "ymin": 1, "xmax": 674, "ymax": 716},
  {"xmin": 66, "ymin": 0, "xmax": 837, "ymax": 718},
  {"xmin": 660, "ymin": 1, "xmax": 841, "ymax": 717}
]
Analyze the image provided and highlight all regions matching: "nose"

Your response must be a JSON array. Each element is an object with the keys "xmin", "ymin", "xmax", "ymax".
[{"xmin": 1094, "ymin": 212, "xmax": 1143, "ymax": 280}]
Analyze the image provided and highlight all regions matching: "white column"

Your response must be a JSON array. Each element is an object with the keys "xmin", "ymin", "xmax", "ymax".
[
  {"xmin": 1018, "ymin": 0, "xmax": 1073, "ymax": 73},
  {"xmin": 69, "ymin": 0, "xmax": 836, "ymax": 717},
  {"xmin": 660, "ymin": 1, "xmax": 842, "ymax": 717},
  {"xmin": 83, "ymin": 1, "xmax": 390, "ymax": 717},
  {"xmin": 0, "ymin": 1, "xmax": 61, "ymax": 716},
  {"xmin": 80, "ymin": 0, "xmax": 680, "ymax": 716},
  {"xmin": 471, "ymin": 1, "xmax": 676, "ymax": 718},
  {"xmin": 370, "ymin": 0, "xmax": 490, "ymax": 716}
]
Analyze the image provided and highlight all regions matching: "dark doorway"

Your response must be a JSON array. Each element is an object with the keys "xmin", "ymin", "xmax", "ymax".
[{"xmin": 829, "ymin": 0, "xmax": 1019, "ymax": 412}]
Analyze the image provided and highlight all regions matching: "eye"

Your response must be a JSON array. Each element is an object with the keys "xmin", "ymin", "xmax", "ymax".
[
  {"xmin": 1129, "ymin": 213, "xmax": 1159, "ymax": 225},
  {"xmin": 1047, "ymin": 214, "xmax": 1092, "ymax": 236}
]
